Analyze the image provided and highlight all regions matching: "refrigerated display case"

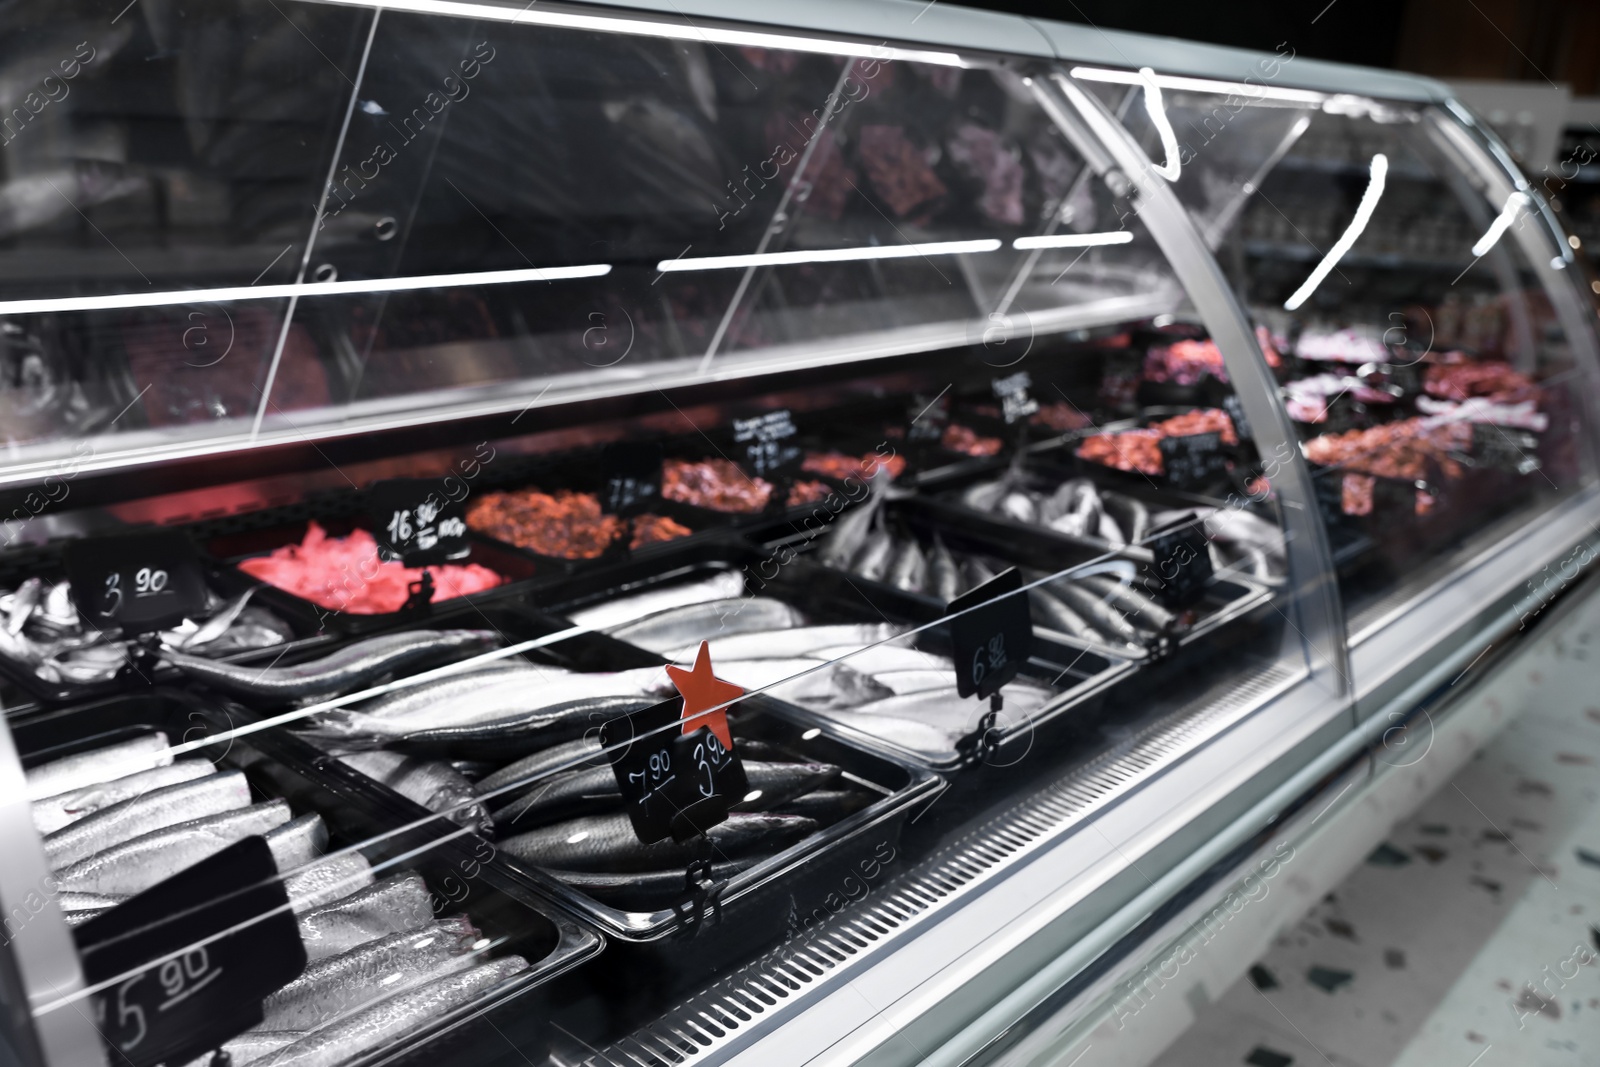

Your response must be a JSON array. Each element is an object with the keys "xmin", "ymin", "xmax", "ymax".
[{"xmin": 0, "ymin": 4, "xmax": 1594, "ymax": 1067}]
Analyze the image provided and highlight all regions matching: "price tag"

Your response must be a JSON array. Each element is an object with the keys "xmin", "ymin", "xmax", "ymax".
[
  {"xmin": 907, "ymin": 391, "xmax": 952, "ymax": 443},
  {"xmin": 1386, "ymin": 361, "xmax": 1425, "ymax": 395},
  {"xmin": 600, "ymin": 442, "xmax": 663, "ymax": 517},
  {"xmin": 73, "ymin": 836, "xmax": 307, "ymax": 1067},
  {"xmin": 1098, "ymin": 350, "xmax": 1143, "ymax": 414},
  {"xmin": 1471, "ymin": 423, "xmax": 1540, "ymax": 474},
  {"xmin": 1310, "ymin": 466, "xmax": 1348, "ymax": 528},
  {"xmin": 368, "ymin": 478, "xmax": 469, "ymax": 566},
  {"xmin": 733, "ymin": 410, "xmax": 801, "ymax": 479},
  {"xmin": 1143, "ymin": 512, "xmax": 1213, "ymax": 609},
  {"xmin": 1223, "ymin": 393, "xmax": 1253, "ymax": 442},
  {"xmin": 1158, "ymin": 432, "xmax": 1229, "ymax": 490},
  {"xmin": 600, "ymin": 699, "xmax": 748, "ymax": 844},
  {"xmin": 62, "ymin": 530, "xmax": 207, "ymax": 635},
  {"xmin": 947, "ymin": 567, "xmax": 1033, "ymax": 700},
  {"xmin": 991, "ymin": 371, "xmax": 1039, "ymax": 425}
]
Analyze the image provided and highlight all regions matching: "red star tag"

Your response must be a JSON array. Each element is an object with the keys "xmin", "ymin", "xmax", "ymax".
[{"xmin": 664, "ymin": 640, "xmax": 741, "ymax": 750}]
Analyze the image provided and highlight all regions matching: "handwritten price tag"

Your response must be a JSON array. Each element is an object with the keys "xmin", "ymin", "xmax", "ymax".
[
  {"xmin": 733, "ymin": 410, "xmax": 800, "ymax": 479},
  {"xmin": 369, "ymin": 477, "xmax": 470, "ymax": 566},
  {"xmin": 62, "ymin": 530, "xmax": 207, "ymax": 635},
  {"xmin": 600, "ymin": 442, "xmax": 663, "ymax": 517},
  {"xmin": 947, "ymin": 567, "xmax": 1032, "ymax": 700},
  {"xmin": 991, "ymin": 372, "xmax": 1039, "ymax": 425},
  {"xmin": 1143, "ymin": 512, "xmax": 1213, "ymax": 609}
]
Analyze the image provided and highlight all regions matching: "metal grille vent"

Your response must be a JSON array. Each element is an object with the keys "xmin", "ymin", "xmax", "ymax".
[{"xmin": 577, "ymin": 662, "xmax": 1302, "ymax": 1067}]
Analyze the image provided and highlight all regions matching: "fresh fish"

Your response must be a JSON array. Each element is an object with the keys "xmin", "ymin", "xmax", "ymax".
[
  {"xmin": 776, "ymin": 789, "xmax": 876, "ymax": 824},
  {"xmin": 32, "ymin": 761, "xmax": 215, "ymax": 836},
  {"xmin": 384, "ymin": 696, "xmax": 661, "ymax": 762},
  {"xmin": 999, "ymin": 491, "xmax": 1038, "ymax": 525},
  {"xmin": 338, "ymin": 752, "xmax": 492, "ymax": 834},
  {"xmin": 1098, "ymin": 512, "xmax": 1127, "ymax": 545},
  {"xmin": 567, "ymin": 571, "xmax": 746, "ymax": 631},
  {"xmin": 710, "ymin": 658, "xmax": 894, "ymax": 711},
  {"xmin": 330, "ymin": 663, "xmax": 548, "ymax": 722},
  {"xmin": 285, "ymin": 852, "xmax": 374, "ymax": 913},
  {"xmin": 43, "ymin": 771, "xmax": 249, "ymax": 869},
  {"xmin": 851, "ymin": 528, "xmax": 895, "ymax": 582},
  {"xmin": 872, "ymin": 669, "xmax": 957, "ymax": 695},
  {"xmin": 250, "ymin": 957, "xmax": 528, "ymax": 1067},
  {"xmin": 258, "ymin": 917, "xmax": 480, "ymax": 1031},
  {"xmin": 960, "ymin": 478, "xmax": 1009, "ymax": 512},
  {"xmin": 497, "ymin": 760, "xmax": 839, "ymax": 827},
  {"xmin": 818, "ymin": 472, "xmax": 892, "ymax": 567},
  {"xmin": 808, "ymin": 643, "xmax": 953, "ymax": 675},
  {"xmin": 59, "ymin": 890, "xmax": 125, "ymax": 912},
  {"xmin": 1102, "ymin": 491, "xmax": 1150, "ymax": 545},
  {"xmin": 814, "ymin": 708, "xmax": 960, "ymax": 761},
  {"xmin": 25, "ymin": 734, "xmax": 173, "ymax": 803},
  {"xmin": 39, "ymin": 580, "xmax": 77, "ymax": 630},
  {"xmin": 1029, "ymin": 588, "xmax": 1101, "ymax": 644},
  {"xmin": 474, "ymin": 737, "xmax": 605, "ymax": 801},
  {"xmin": 296, "ymin": 874, "xmax": 435, "ymax": 962},
  {"xmin": 665, "ymin": 623, "xmax": 900, "ymax": 663},
  {"xmin": 1079, "ymin": 574, "xmax": 1178, "ymax": 630},
  {"xmin": 353, "ymin": 666, "xmax": 662, "ymax": 727},
  {"xmin": 55, "ymin": 800, "xmax": 292, "ymax": 896},
  {"xmin": 6, "ymin": 577, "xmax": 41, "ymax": 635},
  {"xmin": 500, "ymin": 811, "xmax": 818, "ymax": 872},
  {"xmin": 610, "ymin": 597, "xmax": 808, "ymax": 653},
  {"xmin": 1047, "ymin": 578, "xmax": 1149, "ymax": 647},
  {"xmin": 62, "ymin": 908, "xmax": 110, "ymax": 927},
  {"xmin": 964, "ymin": 556, "xmax": 999, "ymax": 590},
  {"xmin": 545, "ymin": 861, "xmax": 751, "ymax": 905},
  {"xmin": 174, "ymin": 587, "xmax": 257, "ymax": 651},
  {"xmin": 267, "ymin": 814, "xmax": 329, "ymax": 872},
  {"xmin": 179, "ymin": 1031, "xmax": 302, "ymax": 1067},
  {"xmin": 887, "ymin": 537, "xmax": 928, "ymax": 594},
  {"xmin": 928, "ymin": 534, "xmax": 963, "ymax": 603},
  {"xmin": 162, "ymin": 630, "xmax": 498, "ymax": 701},
  {"xmin": 51, "ymin": 643, "xmax": 131, "ymax": 683}
]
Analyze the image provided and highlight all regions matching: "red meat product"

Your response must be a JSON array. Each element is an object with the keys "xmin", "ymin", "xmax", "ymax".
[
  {"xmin": 629, "ymin": 514, "xmax": 693, "ymax": 549},
  {"xmin": 1030, "ymin": 402, "xmax": 1091, "ymax": 433},
  {"xmin": 786, "ymin": 480, "xmax": 833, "ymax": 507},
  {"xmin": 238, "ymin": 521, "xmax": 502, "ymax": 614},
  {"xmin": 1152, "ymin": 408, "xmax": 1238, "ymax": 445},
  {"xmin": 801, "ymin": 451, "xmax": 907, "ymax": 482},
  {"xmin": 466, "ymin": 489, "xmax": 623, "ymax": 559},
  {"xmin": 858, "ymin": 125, "xmax": 947, "ymax": 218},
  {"xmin": 1076, "ymin": 428, "xmax": 1163, "ymax": 476},
  {"xmin": 662, "ymin": 458, "xmax": 773, "ymax": 513},
  {"xmin": 1423, "ymin": 361, "xmax": 1537, "ymax": 404},
  {"xmin": 941, "ymin": 424, "xmax": 1003, "ymax": 457}
]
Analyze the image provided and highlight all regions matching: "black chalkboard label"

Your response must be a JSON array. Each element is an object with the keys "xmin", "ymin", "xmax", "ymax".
[
  {"xmin": 733, "ymin": 410, "xmax": 801, "ymax": 479},
  {"xmin": 1098, "ymin": 350, "xmax": 1143, "ymax": 414},
  {"xmin": 1144, "ymin": 513, "xmax": 1213, "ymax": 609},
  {"xmin": 600, "ymin": 699, "xmax": 746, "ymax": 844},
  {"xmin": 369, "ymin": 478, "xmax": 469, "ymax": 566},
  {"xmin": 1223, "ymin": 393, "xmax": 1253, "ymax": 442},
  {"xmin": 907, "ymin": 391, "xmax": 952, "ymax": 443},
  {"xmin": 1310, "ymin": 466, "xmax": 1347, "ymax": 528},
  {"xmin": 948, "ymin": 567, "xmax": 1033, "ymax": 700},
  {"xmin": 1158, "ymin": 432, "xmax": 1228, "ymax": 490},
  {"xmin": 991, "ymin": 371, "xmax": 1039, "ymax": 425},
  {"xmin": 73, "ymin": 837, "xmax": 307, "ymax": 1067},
  {"xmin": 600, "ymin": 442, "xmax": 663, "ymax": 517},
  {"xmin": 1471, "ymin": 423, "xmax": 1540, "ymax": 474},
  {"xmin": 63, "ymin": 530, "xmax": 207, "ymax": 635}
]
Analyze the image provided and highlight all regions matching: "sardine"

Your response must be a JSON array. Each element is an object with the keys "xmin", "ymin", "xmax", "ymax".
[
  {"xmin": 710, "ymin": 658, "xmax": 894, "ymax": 711},
  {"xmin": 813, "ymin": 708, "xmax": 960, "ymax": 760},
  {"xmin": 333, "ymin": 664, "xmax": 552, "ymax": 722},
  {"xmin": 808, "ymin": 643, "xmax": 953, "ymax": 675},
  {"xmin": 39, "ymin": 580, "xmax": 77, "ymax": 630},
  {"xmin": 1078, "ymin": 574, "xmax": 1177, "ymax": 630},
  {"xmin": 32, "ymin": 761, "xmax": 215, "ymax": 836},
  {"xmin": 500, "ymin": 811, "xmax": 818, "ymax": 872},
  {"xmin": 338, "ymin": 752, "xmax": 491, "ymax": 835},
  {"xmin": 162, "ymin": 630, "xmax": 499, "ymax": 701},
  {"xmin": 174, "ymin": 587, "xmax": 257, "ymax": 651},
  {"xmin": 964, "ymin": 556, "xmax": 999, "ymax": 589},
  {"xmin": 960, "ymin": 478, "xmax": 1009, "ymax": 512},
  {"xmin": 567, "ymin": 571, "xmax": 746, "ymax": 631},
  {"xmin": 55, "ymin": 800, "xmax": 292, "ymax": 896},
  {"xmin": 818, "ymin": 475, "xmax": 890, "ymax": 567},
  {"xmin": 497, "ymin": 760, "xmax": 839, "ymax": 827},
  {"xmin": 999, "ymin": 491, "xmax": 1038, "ymax": 525},
  {"xmin": 6, "ymin": 577, "xmax": 42, "ymax": 635},
  {"xmin": 887, "ymin": 537, "xmax": 928, "ymax": 594},
  {"xmin": 258, "ymin": 917, "xmax": 480, "ymax": 1031},
  {"xmin": 664, "ymin": 623, "xmax": 900, "ymax": 664},
  {"xmin": 285, "ymin": 852, "xmax": 374, "ymax": 913},
  {"xmin": 267, "ymin": 814, "xmax": 329, "ymax": 872},
  {"xmin": 339, "ymin": 666, "xmax": 664, "ymax": 731},
  {"xmin": 1098, "ymin": 512, "xmax": 1126, "ymax": 545},
  {"xmin": 546, "ymin": 860, "xmax": 751, "ymax": 905},
  {"xmin": 25, "ymin": 733, "xmax": 173, "ymax": 802},
  {"xmin": 59, "ymin": 890, "xmax": 125, "ymax": 912},
  {"xmin": 776, "ymin": 789, "xmax": 876, "ymax": 824},
  {"xmin": 316, "ymin": 695, "xmax": 658, "ymax": 762},
  {"xmin": 730, "ymin": 761, "xmax": 842, "ymax": 812},
  {"xmin": 872, "ymin": 669, "xmax": 957, "ymax": 695},
  {"xmin": 250, "ymin": 957, "xmax": 528, "ymax": 1067},
  {"xmin": 1048, "ymin": 578, "xmax": 1149, "ymax": 647},
  {"xmin": 296, "ymin": 874, "xmax": 435, "ymax": 962},
  {"xmin": 474, "ymin": 737, "xmax": 605, "ymax": 800},
  {"xmin": 609, "ymin": 597, "xmax": 807, "ymax": 652},
  {"xmin": 62, "ymin": 908, "xmax": 109, "ymax": 927},
  {"xmin": 1029, "ymin": 588, "xmax": 1100, "ymax": 644},
  {"xmin": 43, "ymin": 771, "xmax": 249, "ymax": 869},
  {"xmin": 928, "ymin": 534, "xmax": 963, "ymax": 603},
  {"xmin": 851, "ymin": 529, "xmax": 895, "ymax": 582},
  {"xmin": 179, "ymin": 1031, "xmax": 302, "ymax": 1067},
  {"xmin": 1102, "ymin": 491, "xmax": 1150, "ymax": 545}
]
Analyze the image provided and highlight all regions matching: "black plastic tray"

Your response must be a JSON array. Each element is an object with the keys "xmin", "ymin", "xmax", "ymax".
[{"xmin": 11, "ymin": 689, "xmax": 602, "ymax": 1067}]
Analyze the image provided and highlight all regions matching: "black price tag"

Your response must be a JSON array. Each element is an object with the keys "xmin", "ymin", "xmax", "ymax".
[
  {"xmin": 907, "ymin": 391, "xmax": 952, "ymax": 443},
  {"xmin": 1471, "ymin": 422, "xmax": 1540, "ymax": 474},
  {"xmin": 1310, "ymin": 467, "xmax": 1348, "ymax": 528},
  {"xmin": 732, "ymin": 410, "xmax": 801, "ymax": 479},
  {"xmin": 991, "ymin": 371, "xmax": 1039, "ymax": 425},
  {"xmin": 1098, "ymin": 350, "xmax": 1143, "ymax": 414},
  {"xmin": 73, "ymin": 837, "xmax": 307, "ymax": 1067},
  {"xmin": 368, "ymin": 478, "xmax": 469, "ymax": 566},
  {"xmin": 1144, "ymin": 513, "xmax": 1213, "ymax": 610},
  {"xmin": 948, "ymin": 567, "xmax": 1033, "ymax": 700},
  {"xmin": 600, "ymin": 700, "xmax": 746, "ymax": 844},
  {"xmin": 1223, "ymin": 393, "xmax": 1253, "ymax": 442},
  {"xmin": 1386, "ymin": 361, "xmax": 1425, "ymax": 396},
  {"xmin": 63, "ymin": 530, "xmax": 207, "ymax": 635},
  {"xmin": 600, "ymin": 442, "xmax": 663, "ymax": 517},
  {"xmin": 1158, "ymin": 432, "xmax": 1229, "ymax": 490}
]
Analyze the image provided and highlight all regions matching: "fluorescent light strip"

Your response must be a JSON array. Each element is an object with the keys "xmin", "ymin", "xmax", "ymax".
[
  {"xmin": 1283, "ymin": 153, "xmax": 1388, "ymax": 311},
  {"xmin": 1013, "ymin": 231, "xmax": 1133, "ymax": 250},
  {"xmin": 0, "ymin": 264, "xmax": 612, "ymax": 316},
  {"xmin": 1070, "ymin": 66, "xmax": 1329, "ymax": 106},
  {"xmin": 315, "ymin": 0, "xmax": 966, "ymax": 66},
  {"xmin": 1470, "ymin": 191, "xmax": 1528, "ymax": 257},
  {"xmin": 655, "ymin": 239, "xmax": 1001, "ymax": 272},
  {"xmin": 1139, "ymin": 67, "xmax": 1182, "ymax": 182}
]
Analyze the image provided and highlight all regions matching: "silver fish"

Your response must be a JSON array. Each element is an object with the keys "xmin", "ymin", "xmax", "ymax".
[
  {"xmin": 887, "ymin": 537, "xmax": 928, "ymax": 594},
  {"xmin": 710, "ymin": 657, "xmax": 894, "ymax": 711},
  {"xmin": 872, "ymin": 669, "xmax": 957, "ymax": 695},
  {"xmin": 250, "ymin": 957, "xmax": 528, "ymax": 1067},
  {"xmin": 267, "ymin": 814, "xmax": 329, "ymax": 872},
  {"xmin": 258, "ymin": 917, "xmax": 480, "ymax": 1031},
  {"xmin": 1102, "ymin": 491, "xmax": 1151, "ymax": 545},
  {"xmin": 43, "ymin": 771, "xmax": 248, "ymax": 869},
  {"xmin": 474, "ymin": 737, "xmax": 605, "ymax": 800},
  {"xmin": 6, "ymin": 576, "xmax": 42, "ymax": 635},
  {"xmin": 59, "ymin": 890, "xmax": 125, "ymax": 912},
  {"xmin": 500, "ymin": 811, "xmax": 817, "ymax": 872},
  {"xmin": 179, "ymin": 1031, "xmax": 303, "ymax": 1067},
  {"xmin": 174, "ymin": 587, "xmax": 256, "ymax": 651},
  {"xmin": 32, "ymin": 761, "xmax": 215, "ymax": 836},
  {"xmin": 296, "ymin": 874, "xmax": 436, "ymax": 962},
  {"xmin": 851, "ymin": 527, "xmax": 895, "ymax": 582},
  {"xmin": 999, "ymin": 491, "xmax": 1038, "ymax": 525},
  {"xmin": 338, "ymin": 752, "xmax": 491, "ymax": 834},
  {"xmin": 1078, "ymin": 574, "xmax": 1177, "ymax": 630},
  {"xmin": 330, "ymin": 663, "xmax": 542, "ymax": 721},
  {"xmin": 808, "ymin": 643, "xmax": 953, "ymax": 675},
  {"xmin": 497, "ymin": 760, "xmax": 839, "ymax": 826},
  {"xmin": 665, "ymin": 623, "xmax": 899, "ymax": 663},
  {"xmin": 928, "ymin": 534, "xmax": 963, "ymax": 603},
  {"xmin": 62, "ymin": 909, "xmax": 109, "ymax": 928},
  {"xmin": 25, "ymin": 733, "xmax": 173, "ymax": 802},
  {"xmin": 285, "ymin": 852, "xmax": 374, "ymax": 913},
  {"xmin": 55, "ymin": 800, "xmax": 292, "ymax": 896},
  {"xmin": 818, "ymin": 473, "xmax": 891, "ymax": 567},
  {"xmin": 812, "ymin": 707, "xmax": 960, "ymax": 760},
  {"xmin": 39, "ymin": 580, "xmax": 77, "ymax": 630},
  {"xmin": 162, "ymin": 630, "xmax": 498, "ymax": 701},
  {"xmin": 1030, "ymin": 588, "xmax": 1100, "ymax": 644},
  {"xmin": 1098, "ymin": 511, "xmax": 1127, "ymax": 545},
  {"xmin": 610, "ymin": 597, "xmax": 807, "ymax": 653},
  {"xmin": 1048, "ymin": 578, "xmax": 1147, "ymax": 646},
  {"xmin": 567, "ymin": 570, "xmax": 745, "ymax": 631},
  {"xmin": 960, "ymin": 478, "xmax": 1010, "ymax": 513}
]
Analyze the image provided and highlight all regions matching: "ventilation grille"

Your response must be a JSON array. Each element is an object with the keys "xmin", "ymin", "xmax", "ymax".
[{"xmin": 572, "ymin": 662, "xmax": 1304, "ymax": 1067}]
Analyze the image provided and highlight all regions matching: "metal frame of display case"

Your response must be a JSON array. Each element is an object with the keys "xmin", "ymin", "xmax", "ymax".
[{"xmin": 0, "ymin": 3, "xmax": 1597, "ymax": 1067}]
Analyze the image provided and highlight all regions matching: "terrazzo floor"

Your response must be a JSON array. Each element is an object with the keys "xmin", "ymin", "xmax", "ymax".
[{"xmin": 1146, "ymin": 683, "xmax": 1600, "ymax": 1067}]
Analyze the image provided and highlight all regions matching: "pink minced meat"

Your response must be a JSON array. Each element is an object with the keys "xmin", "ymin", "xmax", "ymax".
[{"xmin": 238, "ymin": 521, "xmax": 503, "ymax": 614}]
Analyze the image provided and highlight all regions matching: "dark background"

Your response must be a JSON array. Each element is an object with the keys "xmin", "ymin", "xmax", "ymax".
[{"xmin": 958, "ymin": 0, "xmax": 1600, "ymax": 93}]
